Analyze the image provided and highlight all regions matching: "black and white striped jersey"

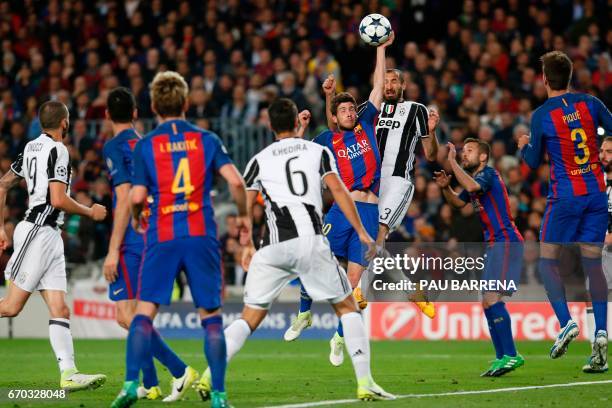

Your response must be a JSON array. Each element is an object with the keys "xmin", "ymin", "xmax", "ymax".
[
  {"xmin": 10, "ymin": 133, "xmax": 72, "ymax": 228},
  {"xmin": 375, "ymin": 101, "xmax": 429, "ymax": 180},
  {"xmin": 244, "ymin": 137, "xmax": 338, "ymax": 247}
]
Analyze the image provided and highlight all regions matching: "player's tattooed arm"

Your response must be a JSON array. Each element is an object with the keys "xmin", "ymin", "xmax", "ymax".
[
  {"xmin": 434, "ymin": 170, "xmax": 467, "ymax": 209},
  {"xmin": 322, "ymin": 75, "xmax": 336, "ymax": 130},
  {"xmin": 0, "ymin": 170, "xmax": 21, "ymax": 251},
  {"xmin": 368, "ymin": 30, "xmax": 395, "ymax": 109}
]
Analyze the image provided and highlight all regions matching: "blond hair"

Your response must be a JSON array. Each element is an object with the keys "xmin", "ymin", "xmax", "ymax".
[{"xmin": 150, "ymin": 71, "xmax": 189, "ymax": 117}]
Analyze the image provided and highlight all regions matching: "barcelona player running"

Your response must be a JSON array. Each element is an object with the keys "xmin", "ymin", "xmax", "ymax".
[
  {"xmin": 103, "ymin": 87, "xmax": 189, "ymax": 400},
  {"xmin": 111, "ymin": 72, "xmax": 249, "ymax": 408},
  {"xmin": 435, "ymin": 139, "xmax": 525, "ymax": 376},
  {"xmin": 284, "ymin": 33, "xmax": 393, "ymax": 367},
  {"xmin": 519, "ymin": 51, "xmax": 611, "ymax": 371}
]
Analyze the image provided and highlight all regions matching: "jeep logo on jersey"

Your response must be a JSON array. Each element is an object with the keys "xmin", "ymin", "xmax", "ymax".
[
  {"xmin": 336, "ymin": 139, "xmax": 371, "ymax": 159},
  {"xmin": 377, "ymin": 118, "xmax": 402, "ymax": 129}
]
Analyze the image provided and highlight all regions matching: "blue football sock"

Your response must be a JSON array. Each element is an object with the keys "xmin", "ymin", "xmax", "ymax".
[
  {"xmin": 582, "ymin": 256, "xmax": 608, "ymax": 334},
  {"xmin": 299, "ymin": 282, "xmax": 313, "ymax": 313},
  {"xmin": 336, "ymin": 320, "xmax": 344, "ymax": 338},
  {"xmin": 202, "ymin": 315, "xmax": 227, "ymax": 392},
  {"xmin": 484, "ymin": 307, "xmax": 504, "ymax": 359},
  {"xmin": 125, "ymin": 314, "xmax": 154, "ymax": 382},
  {"xmin": 489, "ymin": 302, "xmax": 517, "ymax": 357},
  {"xmin": 151, "ymin": 327, "xmax": 187, "ymax": 378},
  {"xmin": 538, "ymin": 257, "xmax": 571, "ymax": 327}
]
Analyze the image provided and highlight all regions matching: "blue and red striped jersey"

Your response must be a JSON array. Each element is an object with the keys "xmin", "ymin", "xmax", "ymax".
[
  {"xmin": 102, "ymin": 128, "xmax": 142, "ymax": 247},
  {"xmin": 132, "ymin": 119, "xmax": 232, "ymax": 244},
  {"xmin": 459, "ymin": 166, "xmax": 523, "ymax": 243},
  {"xmin": 522, "ymin": 92, "xmax": 611, "ymax": 198},
  {"xmin": 314, "ymin": 101, "xmax": 381, "ymax": 194}
]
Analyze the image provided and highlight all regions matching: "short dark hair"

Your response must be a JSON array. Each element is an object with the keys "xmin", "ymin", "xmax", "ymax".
[
  {"xmin": 330, "ymin": 92, "xmax": 356, "ymax": 116},
  {"xmin": 386, "ymin": 68, "xmax": 405, "ymax": 84},
  {"xmin": 38, "ymin": 101, "xmax": 68, "ymax": 130},
  {"xmin": 541, "ymin": 51, "xmax": 573, "ymax": 91},
  {"xmin": 107, "ymin": 87, "xmax": 136, "ymax": 123},
  {"xmin": 603, "ymin": 136, "xmax": 612, "ymax": 144},
  {"xmin": 268, "ymin": 98, "xmax": 298, "ymax": 134},
  {"xmin": 464, "ymin": 137, "xmax": 491, "ymax": 160}
]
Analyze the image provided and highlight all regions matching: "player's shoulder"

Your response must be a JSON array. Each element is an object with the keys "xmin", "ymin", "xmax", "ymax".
[
  {"xmin": 401, "ymin": 100, "xmax": 427, "ymax": 110},
  {"xmin": 313, "ymin": 130, "xmax": 333, "ymax": 146}
]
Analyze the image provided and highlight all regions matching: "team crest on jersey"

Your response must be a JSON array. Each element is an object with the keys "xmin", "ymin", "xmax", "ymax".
[
  {"xmin": 399, "ymin": 106, "xmax": 406, "ymax": 116},
  {"xmin": 385, "ymin": 104, "xmax": 395, "ymax": 115},
  {"xmin": 354, "ymin": 124, "xmax": 363, "ymax": 134}
]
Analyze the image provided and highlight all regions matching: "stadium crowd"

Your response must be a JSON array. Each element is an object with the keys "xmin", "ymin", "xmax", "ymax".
[{"xmin": 0, "ymin": 0, "xmax": 610, "ymax": 286}]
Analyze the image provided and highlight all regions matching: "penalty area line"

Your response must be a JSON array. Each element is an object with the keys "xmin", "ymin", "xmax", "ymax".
[{"xmin": 261, "ymin": 379, "xmax": 612, "ymax": 408}]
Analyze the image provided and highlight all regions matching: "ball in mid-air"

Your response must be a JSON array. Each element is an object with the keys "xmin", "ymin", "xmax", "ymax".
[{"xmin": 359, "ymin": 13, "xmax": 392, "ymax": 46}]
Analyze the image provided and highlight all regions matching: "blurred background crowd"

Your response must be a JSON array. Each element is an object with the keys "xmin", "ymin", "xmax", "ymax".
[{"xmin": 0, "ymin": 0, "xmax": 610, "ymax": 287}]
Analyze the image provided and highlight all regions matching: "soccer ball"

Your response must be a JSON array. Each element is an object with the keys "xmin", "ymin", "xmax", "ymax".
[{"xmin": 359, "ymin": 14, "xmax": 392, "ymax": 46}]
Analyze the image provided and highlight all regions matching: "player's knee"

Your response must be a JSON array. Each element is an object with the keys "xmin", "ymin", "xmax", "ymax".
[
  {"xmin": 49, "ymin": 303, "xmax": 70, "ymax": 319},
  {"xmin": 0, "ymin": 302, "xmax": 24, "ymax": 317}
]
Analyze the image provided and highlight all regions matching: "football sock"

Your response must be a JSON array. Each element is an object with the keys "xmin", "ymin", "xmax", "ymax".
[
  {"xmin": 125, "ymin": 314, "xmax": 154, "ymax": 382},
  {"xmin": 341, "ymin": 312, "xmax": 371, "ymax": 381},
  {"xmin": 483, "ymin": 308, "xmax": 504, "ymax": 359},
  {"xmin": 489, "ymin": 302, "xmax": 517, "ymax": 357},
  {"xmin": 582, "ymin": 256, "xmax": 608, "ymax": 334},
  {"xmin": 202, "ymin": 315, "xmax": 227, "ymax": 392},
  {"xmin": 151, "ymin": 327, "xmax": 186, "ymax": 378},
  {"xmin": 224, "ymin": 318, "xmax": 251, "ymax": 362},
  {"xmin": 538, "ymin": 257, "xmax": 571, "ymax": 327},
  {"xmin": 586, "ymin": 307, "xmax": 595, "ymax": 345},
  {"xmin": 337, "ymin": 320, "xmax": 344, "ymax": 337},
  {"xmin": 48, "ymin": 318, "xmax": 76, "ymax": 373},
  {"xmin": 299, "ymin": 282, "xmax": 313, "ymax": 313}
]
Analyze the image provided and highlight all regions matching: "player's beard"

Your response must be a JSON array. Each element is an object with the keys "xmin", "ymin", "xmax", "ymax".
[
  {"xmin": 383, "ymin": 89, "xmax": 401, "ymax": 103},
  {"xmin": 463, "ymin": 160, "xmax": 479, "ymax": 173}
]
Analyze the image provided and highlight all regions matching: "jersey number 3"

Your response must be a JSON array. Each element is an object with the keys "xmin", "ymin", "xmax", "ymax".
[
  {"xmin": 571, "ymin": 128, "xmax": 590, "ymax": 165},
  {"xmin": 172, "ymin": 157, "xmax": 195, "ymax": 198}
]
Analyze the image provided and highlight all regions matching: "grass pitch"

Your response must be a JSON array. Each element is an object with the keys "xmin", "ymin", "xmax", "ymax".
[{"xmin": 0, "ymin": 339, "xmax": 609, "ymax": 407}]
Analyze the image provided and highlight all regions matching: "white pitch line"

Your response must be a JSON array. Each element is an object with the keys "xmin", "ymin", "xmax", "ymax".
[{"xmin": 261, "ymin": 379, "xmax": 612, "ymax": 408}]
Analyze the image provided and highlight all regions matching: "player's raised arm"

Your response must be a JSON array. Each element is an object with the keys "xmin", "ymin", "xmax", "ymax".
[
  {"xmin": 368, "ymin": 31, "xmax": 394, "ymax": 109},
  {"xmin": 296, "ymin": 110, "xmax": 311, "ymax": 138},
  {"xmin": 447, "ymin": 142, "xmax": 482, "ymax": 193},
  {"xmin": 422, "ymin": 107, "xmax": 440, "ymax": 161},
  {"xmin": 434, "ymin": 170, "xmax": 467, "ymax": 209},
  {"xmin": 322, "ymin": 75, "xmax": 337, "ymax": 130}
]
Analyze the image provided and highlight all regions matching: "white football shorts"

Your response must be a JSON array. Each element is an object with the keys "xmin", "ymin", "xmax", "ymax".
[{"xmin": 378, "ymin": 176, "xmax": 415, "ymax": 232}]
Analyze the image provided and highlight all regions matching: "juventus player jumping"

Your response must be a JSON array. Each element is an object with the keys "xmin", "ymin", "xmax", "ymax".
[
  {"xmin": 0, "ymin": 101, "xmax": 107, "ymax": 390},
  {"xmin": 376, "ymin": 69, "xmax": 440, "ymax": 318},
  {"xmin": 196, "ymin": 98, "xmax": 395, "ymax": 401}
]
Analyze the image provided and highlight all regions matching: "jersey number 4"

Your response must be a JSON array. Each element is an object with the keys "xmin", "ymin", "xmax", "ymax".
[{"xmin": 171, "ymin": 157, "xmax": 195, "ymax": 198}]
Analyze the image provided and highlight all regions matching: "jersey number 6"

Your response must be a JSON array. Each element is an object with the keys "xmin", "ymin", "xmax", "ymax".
[{"xmin": 285, "ymin": 156, "xmax": 308, "ymax": 196}]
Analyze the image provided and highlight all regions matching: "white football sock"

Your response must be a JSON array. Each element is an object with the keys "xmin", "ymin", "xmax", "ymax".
[
  {"xmin": 586, "ymin": 307, "xmax": 595, "ymax": 345},
  {"xmin": 49, "ymin": 318, "xmax": 76, "ymax": 373},
  {"xmin": 224, "ymin": 319, "xmax": 251, "ymax": 362},
  {"xmin": 341, "ymin": 312, "xmax": 371, "ymax": 382}
]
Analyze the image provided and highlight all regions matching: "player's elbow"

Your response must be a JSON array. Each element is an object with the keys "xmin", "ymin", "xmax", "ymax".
[
  {"xmin": 465, "ymin": 185, "xmax": 480, "ymax": 193},
  {"xmin": 50, "ymin": 194, "xmax": 64, "ymax": 210}
]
